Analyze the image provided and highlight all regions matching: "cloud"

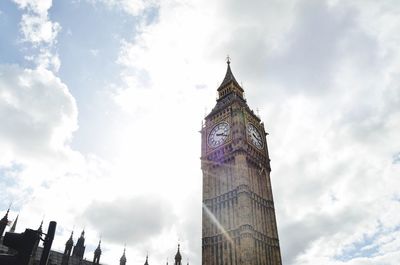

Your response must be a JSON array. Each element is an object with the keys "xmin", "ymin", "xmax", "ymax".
[
  {"xmin": 0, "ymin": 64, "xmax": 78, "ymax": 164},
  {"xmin": 83, "ymin": 197, "xmax": 176, "ymax": 245},
  {"xmin": 19, "ymin": 12, "xmax": 60, "ymax": 45},
  {"xmin": 111, "ymin": 0, "xmax": 400, "ymax": 264},
  {"xmin": 89, "ymin": 0, "xmax": 159, "ymax": 16},
  {"xmin": 0, "ymin": 63, "xmax": 90, "ymax": 229},
  {"xmin": 12, "ymin": 0, "xmax": 61, "ymax": 71}
]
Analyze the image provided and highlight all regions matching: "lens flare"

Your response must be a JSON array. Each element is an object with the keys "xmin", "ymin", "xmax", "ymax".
[{"xmin": 202, "ymin": 203, "xmax": 234, "ymax": 245}]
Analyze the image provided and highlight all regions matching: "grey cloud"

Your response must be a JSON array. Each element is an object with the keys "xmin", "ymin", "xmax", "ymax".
[
  {"xmin": 213, "ymin": 0, "xmax": 382, "ymax": 103},
  {"xmin": 267, "ymin": 1, "xmax": 357, "ymax": 89},
  {"xmin": 83, "ymin": 197, "xmax": 176, "ymax": 246},
  {"xmin": 280, "ymin": 206, "xmax": 369, "ymax": 264}
]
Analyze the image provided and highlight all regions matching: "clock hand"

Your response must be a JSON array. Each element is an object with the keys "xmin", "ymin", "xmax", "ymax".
[
  {"xmin": 217, "ymin": 133, "xmax": 227, "ymax": 136},
  {"xmin": 252, "ymin": 133, "xmax": 261, "ymax": 140}
]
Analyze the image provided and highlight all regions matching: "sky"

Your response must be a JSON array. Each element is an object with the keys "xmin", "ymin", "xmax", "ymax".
[{"xmin": 0, "ymin": 0, "xmax": 400, "ymax": 264}]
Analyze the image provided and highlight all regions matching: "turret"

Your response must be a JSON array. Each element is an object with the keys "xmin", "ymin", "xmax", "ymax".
[
  {"xmin": 120, "ymin": 248, "xmax": 127, "ymax": 265},
  {"xmin": 72, "ymin": 230, "xmax": 86, "ymax": 260},
  {"xmin": 93, "ymin": 240, "xmax": 101, "ymax": 265},
  {"xmin": 174, "ymin": 244, "xmax": 182, "ymax": 265},
  {"xmin": 61, "ymin": 231, "xmax": 74, "ymax": 265}
]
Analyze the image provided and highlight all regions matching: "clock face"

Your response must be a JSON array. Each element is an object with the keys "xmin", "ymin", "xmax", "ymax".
[
  {"xmin": 208, "ymin": 122, "xmax": 230, "ymax": 148},
  {"xmin": 247, "ymin": 123, "xmax": 263, "ymax": 149}
]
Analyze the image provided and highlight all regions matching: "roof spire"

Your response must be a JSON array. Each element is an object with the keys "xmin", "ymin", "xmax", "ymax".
[
  {"xmin": 120, "ymin": 246, "xmax": 127, "ymax": 265},
  {"xmin": 95, "ymin": 239, "xmax": 102, "ymax": 255},
  {"xmin": 3, "ymin": 205, "xmax": 10, "ymax": 219},
  {"xmin": 9, "ymin": 214, "xmax": 18, "ymax": 233},
  {"xmin": 175, "ymin": 244, "xmax": 182, "ymax": 264},
  {"xmin": 38, "ymin": 219, "xmax": 43, "ymax": 232},
  {"xmin": 66, "ymin": 230, "xmax": 74, "ymax": 246},
  {"xmin": 217, "ymin": 57, "xmax": 243, "ymax": 95}
]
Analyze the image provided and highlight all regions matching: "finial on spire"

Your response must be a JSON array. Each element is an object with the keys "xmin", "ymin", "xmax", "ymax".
[{"xmin": 226, "ymin": 55, "xmax": 231, "ymax": 65}]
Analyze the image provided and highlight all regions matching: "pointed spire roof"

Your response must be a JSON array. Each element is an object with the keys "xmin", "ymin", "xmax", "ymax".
[
  {"xmin": 144, "ymin": 254, "xmax": 149, "ymax": 265},
  {"xmin": 120, "ymin": 247, "xmax": 126, "ymax": 263},
  {"xmin": 95, "ymin": 240, "xmax": 102, "ymax": 255},
  {"xmin": 66, "ymin": 231, "xmax": 74, "ymax": 246},
  {"xmin": 175, "ymin": 244, "xmax": 182, "ymax": 261},
  {"xmin": 217, "ymin": 57, "xmax": 243, "ymax": 92},
  {"xmin": 9, "ymin": 214, "xmax": 18, "ymax": 233},
  {"xmin": 75, "ymin": 229, "xmax": 86, "ymax": 247},
  {"xmin": 1, "ymin": 207, "xmax": 10, "ymax": 222},
  {"xmin": 38, "ymin": 220, "xmax": 43, "ymax": 232}
]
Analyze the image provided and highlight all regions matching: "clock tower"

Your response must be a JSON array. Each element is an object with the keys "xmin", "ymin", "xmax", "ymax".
[{"xmin": 201, "ymin": 59, "xmax": 282, "ymax": 265}]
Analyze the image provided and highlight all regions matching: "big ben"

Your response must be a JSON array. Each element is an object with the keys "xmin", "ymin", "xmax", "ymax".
[{"xmin": 201, "ymin": 59, "xmax": 282, "ymax": 265}]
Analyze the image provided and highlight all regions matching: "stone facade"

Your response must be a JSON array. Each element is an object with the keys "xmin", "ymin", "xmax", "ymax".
[{"xmin": 201, "ymin": 60, "xmax": 282, "ymax": 265}]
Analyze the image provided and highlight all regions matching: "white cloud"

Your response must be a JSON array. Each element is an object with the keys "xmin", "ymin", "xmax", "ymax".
[
  {"xmin": 0, "ymin": 64, "xmax": 78, "ymax": 164},
  {"xmin": 13, "ymin": 0, "xmax": 61, "ymax": 71},
  {"xmin": 20, "ymin": 13, "xmax": 60, "ymax": 45},
  {"xmin": 89, "ymin": 0, "xmax": 158, "ymax": 16},
  {"xmin": 13, "ymin": 0, "xmax": 53, "ymax": 15}
]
